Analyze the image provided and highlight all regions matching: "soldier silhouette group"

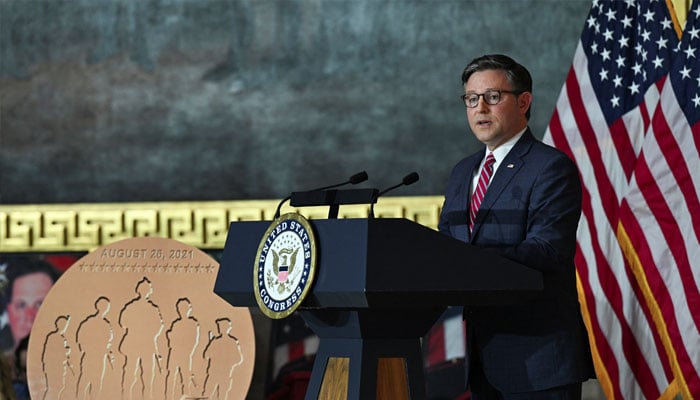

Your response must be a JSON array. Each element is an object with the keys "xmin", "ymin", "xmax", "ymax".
[{"xmin": 39, "ymin": 277, "xmax": 244, "ymax": 400}]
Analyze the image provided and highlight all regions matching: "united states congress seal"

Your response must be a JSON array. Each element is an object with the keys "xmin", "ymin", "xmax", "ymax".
[{"xmin": 253, "ymin": 213, "xmax": 317, "ymax": 319}]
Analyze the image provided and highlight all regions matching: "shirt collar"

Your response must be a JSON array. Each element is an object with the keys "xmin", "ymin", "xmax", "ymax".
[{"xmin": 484, "ymin": 127, "xmax": 526, "ymax": 173}]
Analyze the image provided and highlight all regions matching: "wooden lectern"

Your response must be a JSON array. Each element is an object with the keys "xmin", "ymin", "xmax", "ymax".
[{"xmin": 215, "ymin": 218, "xmax": 542, "ymax": 400}]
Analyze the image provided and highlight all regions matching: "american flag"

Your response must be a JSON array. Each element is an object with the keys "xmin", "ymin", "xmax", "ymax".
[
  {"xmin": 545, "ymin": 0, "xmax": 700, "ymax": 398},
  {"xmin": 425, "ymin": 307, "xmax": 466, "ymax": 368},
  {"xmin": 423, "ymin": 307, "xmax": 469, "ymax": 399}
]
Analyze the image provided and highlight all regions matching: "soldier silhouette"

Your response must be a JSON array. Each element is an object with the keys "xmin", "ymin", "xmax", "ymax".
[
  {"xmin": 165, "ymin": 298, "xmax": 202, "ymax": 399},
  {"xmin": 75, "ymin": 296, "xmax": 118, "ymax": 399},
  {"xmin": 118, "ymin": 277, "xmax": 166, "ymax": 400},
  {"xmin": 203, "ymin": 318, "xmax": 244, "ymax": 400},
  {"xmin": 41, "ymin": 315, "xmax": 76, "ymax": 400}
]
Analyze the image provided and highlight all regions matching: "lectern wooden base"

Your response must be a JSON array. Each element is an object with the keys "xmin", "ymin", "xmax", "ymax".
[
  {"xmin": 311, "ymin": 341, "xmax": 419, "ymax": 400},
  {"xmin": 300, "ymin": 309, "xmax": 442, "ymax": 400}
]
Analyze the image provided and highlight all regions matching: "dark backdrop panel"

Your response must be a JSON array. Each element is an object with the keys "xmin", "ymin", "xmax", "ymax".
[{"xmin": 0, "ymin": 0, "xmax": 590, "ymax": 204}]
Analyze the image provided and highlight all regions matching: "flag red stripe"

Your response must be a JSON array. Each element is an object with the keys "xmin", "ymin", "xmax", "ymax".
[
  {"xmin": 426, "ymin": 323, "xmax": 446, "ymax": 367},
  {"xmin": 609, "ymin": 117, "xmax": 638, "ymax": 182},
  {"xmin": 288, "ymin": 340, "xmax": 304, "ymax": 362},
  {"xmin": 546, "ymin": 110, "xmax": 573, "ymax": 161},
  {"xmin": 565, "ymin": 72, "xmax": 621, "ymax": 225},
  {"xmin": 640, "ymin": 97, "xmax": 651, "ymax": 136}
]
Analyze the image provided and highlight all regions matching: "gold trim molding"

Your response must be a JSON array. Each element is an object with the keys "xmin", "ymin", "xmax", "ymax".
[{"xmin": 0, "ymin": 196, "xmax": 444, "ymax": 252}]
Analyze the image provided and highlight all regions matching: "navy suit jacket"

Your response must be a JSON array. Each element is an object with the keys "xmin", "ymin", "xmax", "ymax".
[{"xmin": 438, "ymin": 129, "xmax": 595, "ymax": 393}]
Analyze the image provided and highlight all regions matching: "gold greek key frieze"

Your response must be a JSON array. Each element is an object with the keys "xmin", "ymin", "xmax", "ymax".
[{"xmin": 0, "ymin": 196, "xmax": 444, "ymax": 252}]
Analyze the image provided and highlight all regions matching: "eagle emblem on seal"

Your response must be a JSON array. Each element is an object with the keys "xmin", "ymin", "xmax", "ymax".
[{"xmin": 270, "ymin": 247, "xmax": 299, "ymax": 291}]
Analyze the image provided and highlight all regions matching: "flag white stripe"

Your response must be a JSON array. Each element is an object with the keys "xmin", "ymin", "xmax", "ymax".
[
  {"xmin": 443, "ymin": 315, "xmax": 465, "ymax": 361},
  {"xmin": 304, "ymin": 335, "xmax": 320, "ymax": 356}
]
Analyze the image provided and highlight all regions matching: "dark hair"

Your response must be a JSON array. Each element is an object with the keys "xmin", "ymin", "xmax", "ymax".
[
  {"xmin": 2, "ymin": 256, "xmax": 60, "ymax": 304},
  {"xmin": 461, "ymin": 54, "xmax": 532, "ymax": 119}
]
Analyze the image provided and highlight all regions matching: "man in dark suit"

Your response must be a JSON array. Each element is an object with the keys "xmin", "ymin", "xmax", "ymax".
[{"xmin": 438, "ymin": 54, "xmax": 595, "ymax": 399}]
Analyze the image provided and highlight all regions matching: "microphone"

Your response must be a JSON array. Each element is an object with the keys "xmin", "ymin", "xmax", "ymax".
[
  {"xmin": 273, "ymin": 171, "xmax": 369, "ymax": 219},
  {"xmin": 317, "ymin": 171, "xmax": 369, "ymax": 191},
  {"xmin": 369, "ymin": 172, "xmax": 419, "ymax": 218}
]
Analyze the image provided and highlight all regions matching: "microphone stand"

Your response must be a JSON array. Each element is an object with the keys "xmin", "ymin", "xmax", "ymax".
[
  {"xmin": 369, "ymin": 172, "xmax": 419, "ymax": 218},
  {"xmin": 274, "ymin": 171, "xmax": 368, "ymax": 219}
]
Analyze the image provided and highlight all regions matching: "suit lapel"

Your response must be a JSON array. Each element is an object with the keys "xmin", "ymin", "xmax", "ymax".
[{"xmin": 471, "ymin": 130, "xmax": 535, "ymax": 239}]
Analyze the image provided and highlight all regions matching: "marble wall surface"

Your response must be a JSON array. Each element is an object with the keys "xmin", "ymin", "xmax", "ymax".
[{"xmin": 0, "ymin": 0, "xmax": 591, "ymax": 204}]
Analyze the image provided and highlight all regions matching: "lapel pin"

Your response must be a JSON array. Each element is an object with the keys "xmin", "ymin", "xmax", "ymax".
[{"xmin": 507, "ymin": 163, "xmax": 515, "ymax": 168}]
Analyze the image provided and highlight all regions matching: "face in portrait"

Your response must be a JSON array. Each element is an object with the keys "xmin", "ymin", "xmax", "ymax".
[{"xmin": 1, "ymin": 256, "xmax": 60, "ymax": 352}]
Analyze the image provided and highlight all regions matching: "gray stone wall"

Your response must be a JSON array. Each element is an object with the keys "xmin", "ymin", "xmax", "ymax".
[{"xmin": 0, "ymin": 0, "xmax": 591, "ymax": 204}]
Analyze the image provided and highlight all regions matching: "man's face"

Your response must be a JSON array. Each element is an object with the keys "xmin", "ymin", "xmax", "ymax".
[
  {"xmin": 464, "ymin": 69, "xmax": 531, "ymax": 150},
  {"xmin": 7, "ymin": 272, "xmax": 54, "ymax": 344}
]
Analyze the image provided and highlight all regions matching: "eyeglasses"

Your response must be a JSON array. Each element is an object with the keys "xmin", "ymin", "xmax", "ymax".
[{"xmin": 461, "ymin": 89, "xmax": 521, "ymax": 108}]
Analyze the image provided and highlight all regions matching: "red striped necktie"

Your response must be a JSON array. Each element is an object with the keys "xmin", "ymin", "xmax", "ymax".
[{"xmin": 469, "ymin": 152, "xmax": 496, "ymax": 233}]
